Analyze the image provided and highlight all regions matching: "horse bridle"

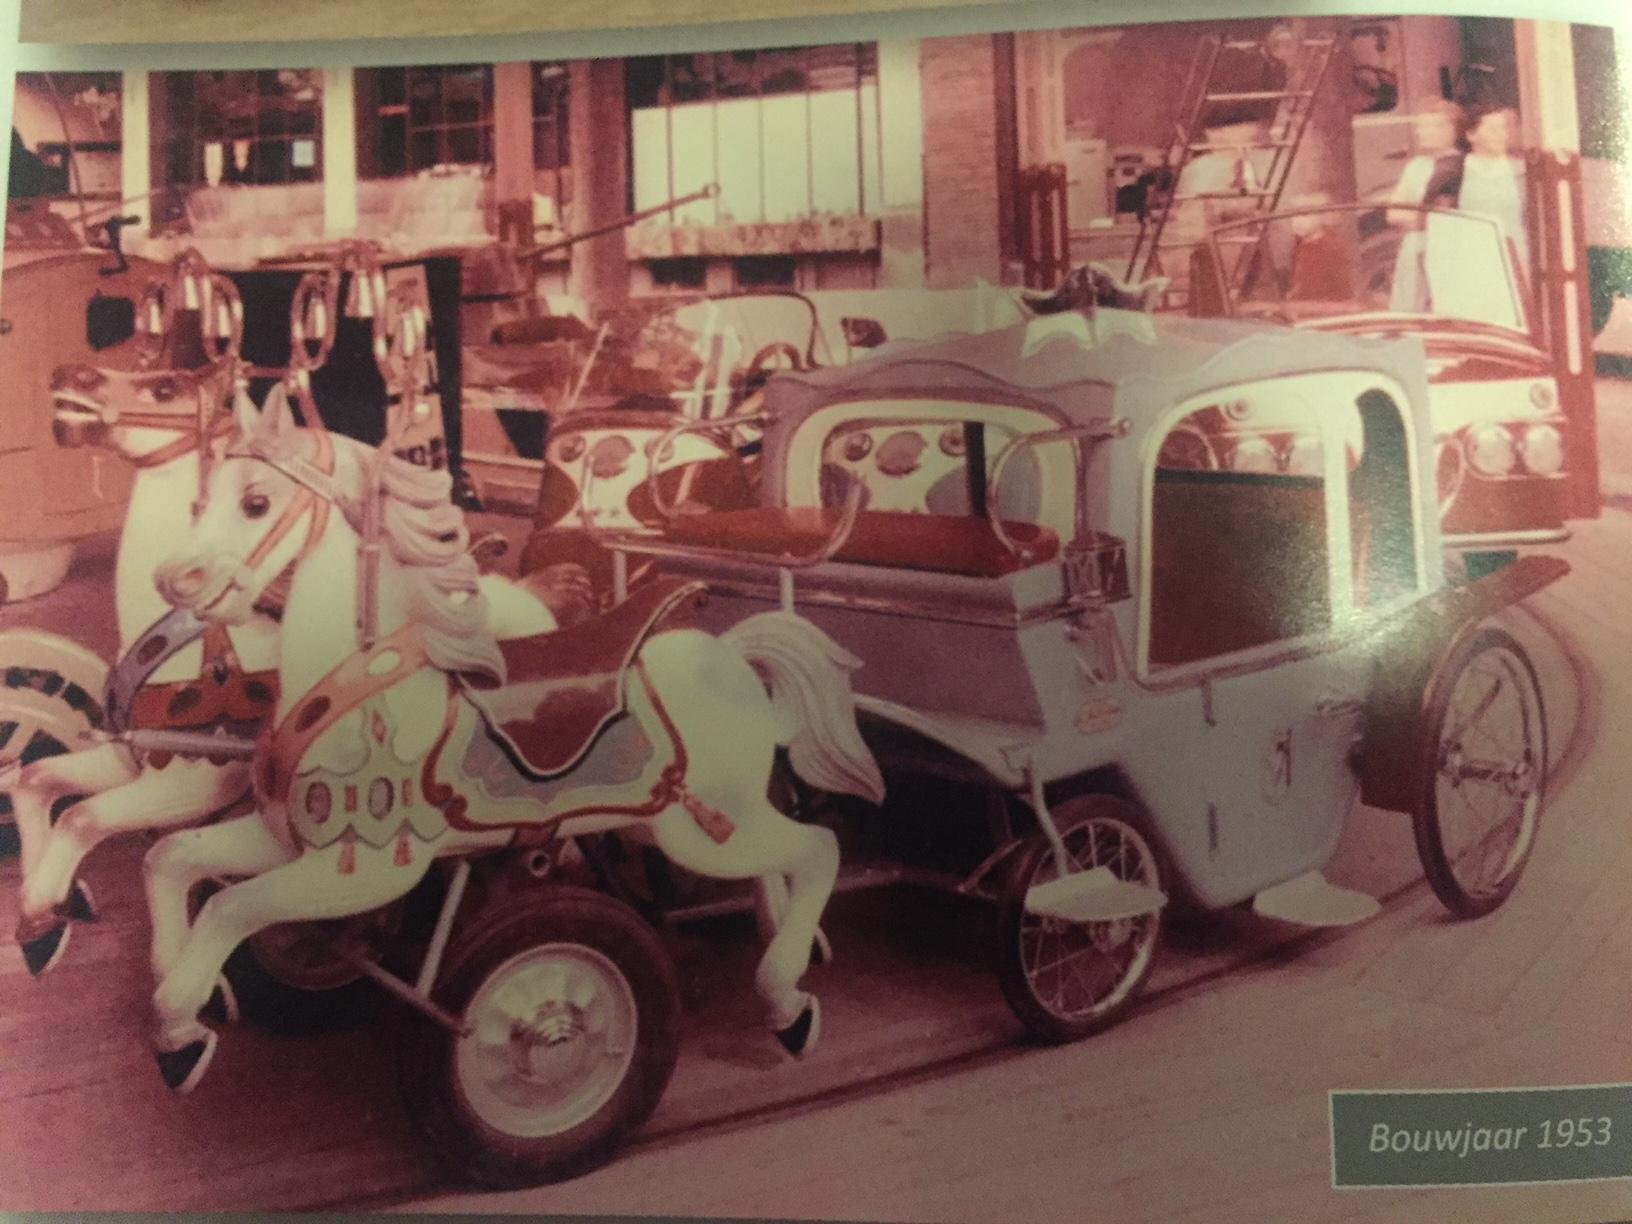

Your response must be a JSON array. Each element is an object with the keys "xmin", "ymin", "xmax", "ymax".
[{"xmin": 221, "ymin": 428, "xmax": 342, "ymax": 600}]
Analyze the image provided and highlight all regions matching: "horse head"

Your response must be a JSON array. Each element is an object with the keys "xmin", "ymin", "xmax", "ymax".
[
  {"xmin": 153, "ymin": 387, "xmax": 336, "ymax": 625},
  {"xmin": 52, "ymin": 250, "xmax": 243, "ymax": 465}
]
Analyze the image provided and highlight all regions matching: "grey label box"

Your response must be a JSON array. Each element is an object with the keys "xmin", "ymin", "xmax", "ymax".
[{"xmin": 1331, "ymin": 1085, "xmax": 1632, "ymax": 1188}]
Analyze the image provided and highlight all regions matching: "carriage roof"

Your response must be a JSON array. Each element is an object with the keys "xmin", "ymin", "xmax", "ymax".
[{"xmin": 765, "ymin": 308, "xmax": 1433, "ymax": 453}]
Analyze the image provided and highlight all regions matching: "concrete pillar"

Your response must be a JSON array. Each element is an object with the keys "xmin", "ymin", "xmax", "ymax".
[
  {"xmin": 492, "ymin": 61, "xmax": 535, "ymax": 244},
  {"xmin": 120, "ymin": 70, "xmax": 151, "ymax": 232},
  {"xmin": 920, "ymin": 35, "xmax": 1003, "ymax": 289},
  {"xmin": 321, "ymin": 67, "xmax": 358, "ymax": 237},
  {"xmin": 877, "ymin": 38, "xmax": 926, "ymax": 289},
  {"xmin": 1515, "ymin": 21, "xmax": 1581, "ymax": 153},
  {"xmin": 567, "ymin": 57, "xmax": 630, "ymax": 312}
]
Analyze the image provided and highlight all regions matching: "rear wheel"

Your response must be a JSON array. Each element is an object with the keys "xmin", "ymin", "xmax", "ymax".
[
  {"xmin": 221, "ymin": 916, "xmax": 384, "ymax": 1035},
  {"xmin": 994, "ymin": 793, "xmax": 1165, "ymax": 1044},
  {"xmin": 1413, "ymin": 626, "xmax": 1546, "ymax": 918},
  {"xmin": 0, "ymin": 638, "xmax": 108, "ymax": 857},
  {"xmin": 400, "ymin": 885, "xmax": 682, "ymax": 1188}
]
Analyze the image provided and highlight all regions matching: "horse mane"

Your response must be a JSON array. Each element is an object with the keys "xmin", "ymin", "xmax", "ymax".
[{"xmin": 306, "ymin": 430, "xmax": 504, "ymax": 685}]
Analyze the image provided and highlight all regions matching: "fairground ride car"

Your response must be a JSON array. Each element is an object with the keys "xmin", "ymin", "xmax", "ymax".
[
  {"xmin": 584, "ymin": 301, "xmax": 1567, "ymax": 1042},
  {"xmin": 515, "ymin": 290, "xmax": 836, "ymax": 594},
  {"xmin": 1193, "ymin": 203, "xmax": 1575, "ymax": 574},
  {"xmin": 0, "ymin": 191, "xmax": 166, "ymax": 604}
]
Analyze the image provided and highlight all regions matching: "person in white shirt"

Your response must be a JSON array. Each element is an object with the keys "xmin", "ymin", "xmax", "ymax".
[{"xmin": 1423, "ymin": 104, "xmax": 1531, "ymax": 285}]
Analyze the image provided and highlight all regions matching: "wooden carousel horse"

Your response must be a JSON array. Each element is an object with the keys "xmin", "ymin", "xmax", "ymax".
[{"xmin": 141, "ymin": 393, "xmax": 883, "ymax": 1093}]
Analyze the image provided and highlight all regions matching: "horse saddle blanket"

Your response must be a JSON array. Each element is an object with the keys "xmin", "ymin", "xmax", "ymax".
[{"xmin": 462, "ymin": 575, "xmax": 703, "ymax": 779}]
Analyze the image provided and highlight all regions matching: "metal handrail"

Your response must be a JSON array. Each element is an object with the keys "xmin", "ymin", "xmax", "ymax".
[
  {"xmin": 600, "ymin": 477, "xmax": 868, "ymax": 575},
  {"xmin": 984, "ymin": 419, "xmax": 1130, "ymax": 564},
  {"xmin": 643, "ymin": 410, "xmax": 769, "ymax": 523}
]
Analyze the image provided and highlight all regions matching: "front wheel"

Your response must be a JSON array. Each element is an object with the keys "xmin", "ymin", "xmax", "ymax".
[
  {"xmin": 994, "ymin": 793, "xmax": 1165, "ymax": 1044},
  {"xmin": 1413, "ymin": 626, "xmax": 1546, "ymax": 919},
  {"xmin": 399, "ymin": 885, "xmax": 682, "ymax": 1188}
]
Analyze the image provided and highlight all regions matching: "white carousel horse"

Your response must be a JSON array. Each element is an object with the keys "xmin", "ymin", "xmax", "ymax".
[
  {"xmin": 143, "ymin": 394, "xmax": 883, "ymax": 1092},
  {"xmin": 8, "ymin": 367, "xmax": 281, "ymax": 979}
]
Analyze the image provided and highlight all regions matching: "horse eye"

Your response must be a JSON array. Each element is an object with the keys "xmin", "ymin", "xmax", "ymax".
[{"xmin": 241, "ymin": 492, "xmax": 272, "ymax": 520}]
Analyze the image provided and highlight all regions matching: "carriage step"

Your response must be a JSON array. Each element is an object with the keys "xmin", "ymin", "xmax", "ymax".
[
  {"xmin": 1252, "ymin": 872, "xmax": 1379, "ymax": 927},
  {"xmin": 1025, "ymin": 866, "xmax": 1167, "ymax": 923}
]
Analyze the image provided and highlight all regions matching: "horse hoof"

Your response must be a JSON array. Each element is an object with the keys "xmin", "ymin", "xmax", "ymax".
[
  {"xmin": 774, "ymin": 995, "xmax": 821, "ymax": 1059},
  {"xmin": 200, "ymin": 977, "xmax": 239, "ymax": 1027},
  {"xmin": 155, "ymin": 1031, "xmax": 218, "ymax": 1095},
  {"xmin": 810, "ymin": 928, "xmax": 833, "ymax": 969},
  {"xmin": 63, "ymin": 879, "xmax": 98, "ymax": 924},
  {"xmin": 18, "ymin": 920, "xmax": 70, "ymax": 978}
]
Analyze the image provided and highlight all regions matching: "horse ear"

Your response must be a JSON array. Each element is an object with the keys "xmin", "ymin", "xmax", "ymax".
[{"xmin": 264, "ymin": 382, "xmax": 299, "ymax": 436}]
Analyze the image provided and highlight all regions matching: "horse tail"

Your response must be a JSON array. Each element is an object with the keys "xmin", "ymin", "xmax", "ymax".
[{"xmin": 720, "ymin": 612, "xmax": 885, "ymax": 807}]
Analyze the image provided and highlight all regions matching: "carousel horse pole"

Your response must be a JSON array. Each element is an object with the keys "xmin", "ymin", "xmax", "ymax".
[{"xmin": 141, "ymin": 398, "xmax": 882, "ymax": 1093}]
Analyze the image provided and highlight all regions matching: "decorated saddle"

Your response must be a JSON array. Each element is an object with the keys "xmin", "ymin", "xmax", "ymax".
[
  {"xmin": 462, "ymin": 576, "xmax": 702, "ymax": 779},
  {"xmin": 258, "ymin": 575, "xmax": 714, "ymax": 863}
]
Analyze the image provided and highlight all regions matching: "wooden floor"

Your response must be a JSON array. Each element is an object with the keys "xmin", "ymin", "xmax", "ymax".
[{"xmin": 1, "ymin": 405, "xmax": 1630, "ymax": 1219}]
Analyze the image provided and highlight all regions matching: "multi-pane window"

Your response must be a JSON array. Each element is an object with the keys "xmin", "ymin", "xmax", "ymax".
[
  {"xmin": 156, "ymin": 70, "xmax": 322, "ymax": 187},
  {"xmin": 359, "ymin": 64, "xmax": 494, "ymax": 177},
  {"xmin": 627, "ymin": 44, "xmax": 884, "ymax": 226}
]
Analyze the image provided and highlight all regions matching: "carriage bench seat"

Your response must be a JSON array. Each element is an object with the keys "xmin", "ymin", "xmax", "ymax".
[
  {"xmin": 464, "ymin": 576, "xmax": 703, "ymax": 778},
  {"xmin": 663, "ymin": 509, "xmax": 1060, "ymax": 579}
]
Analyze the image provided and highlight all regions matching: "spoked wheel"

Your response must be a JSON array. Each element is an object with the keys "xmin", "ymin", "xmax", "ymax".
[
  {"xmin": 995, "ymin": 794, "xmax": 1165, "ymax": 1044},
  {"xmin": 1413, "ymin": 626, "xmax": 1546, "ymax": 919},
  {"xmin": 0, "ymin": 634, "xmax": 109, "ymax": 857},
  {"xmin": 400, "ymin": 885, "xmax": 682, "ymax": 1188}
]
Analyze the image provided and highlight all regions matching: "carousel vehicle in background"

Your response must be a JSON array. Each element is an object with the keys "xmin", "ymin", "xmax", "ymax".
[
  {"xmin": 1192, "ymin": 202, "xmax": 1578, "ymax": 574},
  {"xmin": 599, "ymin": 297, "xmax": 1564, "ymax": 1045},
  {"xmin": 0, "ymin": 168, "xmax": 167, "ymax": 604}
]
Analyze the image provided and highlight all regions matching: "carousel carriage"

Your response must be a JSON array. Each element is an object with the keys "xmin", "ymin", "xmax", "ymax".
[{"xmin": 585, "ymin": 290, "xmax": 1563, "ymax": 1042}]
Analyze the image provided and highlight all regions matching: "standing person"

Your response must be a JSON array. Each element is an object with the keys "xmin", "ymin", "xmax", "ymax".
[
  {"xmin": 1385, "ymin": 99, "xmax": 1462, "ymax": 311},
  {"xmin": 1423, "ymin": 104, "xmax": 1531, "ymax": 282}
]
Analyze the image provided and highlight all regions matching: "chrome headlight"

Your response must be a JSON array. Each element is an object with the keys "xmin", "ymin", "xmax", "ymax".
[
  {"xmin": 1519, "ymin": 422, "xmax": 1564, "ymax": 476},
  {"xmin": 1529, "ymin": 381, "xmax": 1556, "ymax": 411},
  {"xmin": 1464, "ymin": 424, "xmax": 1518, "ymax": 478}
]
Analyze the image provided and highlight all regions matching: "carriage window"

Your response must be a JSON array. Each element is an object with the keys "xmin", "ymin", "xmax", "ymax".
[
  {"xmin": 818, "ymin": 419, "xmax": 1042, "ymax": 524},
  {"xmin": 1348, "ymin": 389, "xmax": 1418, "ymax": 607},
  {"xmin": 1147, "ymin": 402, "xmax": 1332, "ymax": 670}
]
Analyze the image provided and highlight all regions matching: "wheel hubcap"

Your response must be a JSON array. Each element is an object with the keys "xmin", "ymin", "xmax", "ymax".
[{"xmin": 458, "ymin": 944, "xmax": 637, "ymax": 1139}]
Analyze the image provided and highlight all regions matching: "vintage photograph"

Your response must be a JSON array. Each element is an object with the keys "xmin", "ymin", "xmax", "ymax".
[{"xmin": 1, "ymin": 10, "xmax": 1629, "ymax": 1221}]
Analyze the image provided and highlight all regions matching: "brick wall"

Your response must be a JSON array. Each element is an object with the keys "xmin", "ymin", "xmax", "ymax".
[{"xmin": 921, "ymin": 35, "xmax": 1004, "ymax": 288}]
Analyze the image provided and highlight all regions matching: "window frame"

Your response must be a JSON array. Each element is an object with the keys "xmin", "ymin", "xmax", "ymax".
[
  {"xmin": 1135, "ymin": 371, "xmax": 1426, "ymax": 684},
  {"xmin": 157, "ymin": 69, "xmax": 324, "ymax": 190}
]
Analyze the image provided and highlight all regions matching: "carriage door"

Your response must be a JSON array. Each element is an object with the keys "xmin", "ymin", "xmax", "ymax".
[{"xmin": 1140, "ymin": 385, "xmax": 1385, "ymax": 906}]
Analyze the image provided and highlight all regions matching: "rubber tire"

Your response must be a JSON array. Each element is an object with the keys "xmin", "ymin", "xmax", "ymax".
[
  {"xmin": 1412, "ymin": 626, "xmax": 1546, "ymax": 920},
  {"xmin": 399, "ymin": 884, "xmax": 682, "ymax": 1189},
  {"xmin": 994, "ymin": 793, "xmax": 1165, "ymax": 1045},
  {"xmin": 0, "ymin": 730, "xmax": 78, "ymax": 858}
]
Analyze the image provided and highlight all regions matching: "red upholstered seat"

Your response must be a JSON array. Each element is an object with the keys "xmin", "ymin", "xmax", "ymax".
[{"xmin": 664, "ymin": 508, "xmax": 1059, "ymax": 578}]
